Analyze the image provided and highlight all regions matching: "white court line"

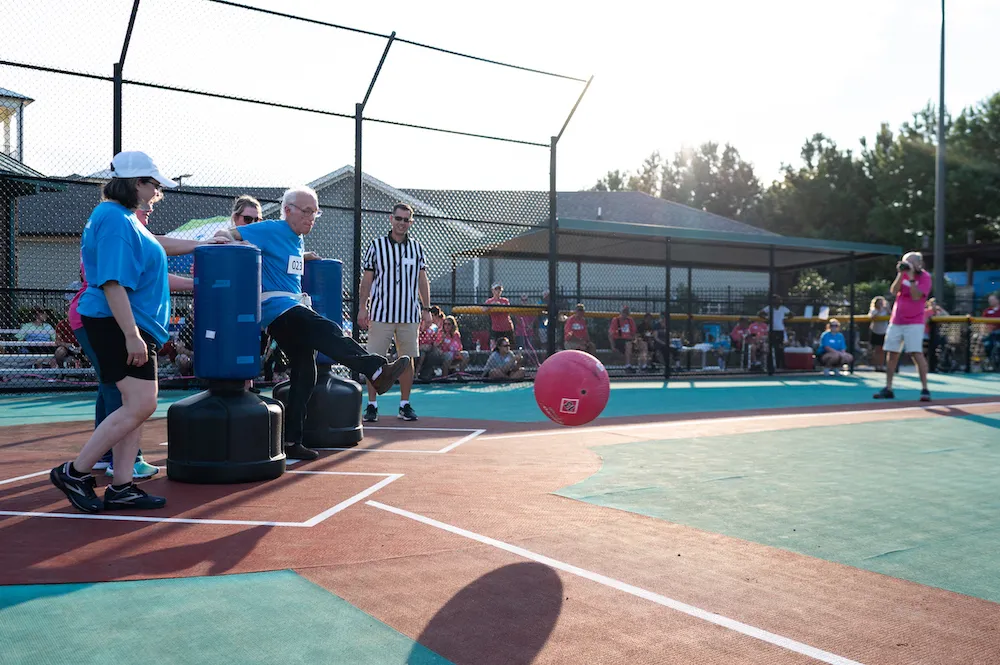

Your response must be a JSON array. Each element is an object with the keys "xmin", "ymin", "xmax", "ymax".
[
  {"xmin": 315, "ymin": 428, "xmax": 485, "ymax": 454},
  {"xmin": 367, "ymin": 500, "xmax": 864, "ymax": 665},
  {"xmin": 365, "ymin": 426, "xmax": 484, "ymax": 432},
  {"xmin": 0, "ymin": 470, "xmax": 49, "ymax": 486},
  {"xmin": 478, "ymin": 400, "xmax": 1000, "ymax": 441},
  {"xmin": 302, "ymin": 474, "xmax": 402, "ymax": 527},
  {"xmin": 0, "ymin": 471, "xmax": 401, "ymax": 528}
]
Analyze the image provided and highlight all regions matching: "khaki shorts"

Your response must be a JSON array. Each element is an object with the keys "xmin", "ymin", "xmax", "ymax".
[
  {"xmin": 367, "ymin": 322, "xmax": 420, "ymax": 358},
  {"xmin": 884, "ymin": 323, "xmax": 924, "ymax": 354}
]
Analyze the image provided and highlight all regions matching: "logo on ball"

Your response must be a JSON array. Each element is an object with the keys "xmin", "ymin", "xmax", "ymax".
[{"xmin": 559, "ymin": 398, "xmax": 579, "ymax": 414}]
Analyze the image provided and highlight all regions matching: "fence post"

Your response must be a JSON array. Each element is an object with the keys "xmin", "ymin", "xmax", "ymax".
[
  {"xmin": 929, "ymin": 320, "xmax": 938, "ymax": 373},
  {"xmin": 849, "ymin": 252, "xmax": 856, "ymax": 374},
  {"xmin": 547, "ymin": 136, "xmax": 557, "ymax": 358},
  {"xmin": 965, "ymin": 316, "xmax": 972, "ymax": 373},
  {"xmin": 767, "ymin": 246, "xmax": 776, "ymax": 376},
  {"xmin": 352, "ymin": 103, "xmax": 363, "ymax": 343},
  {"xmin": 450, "ymin": 256, "xmax": 457, "ymax": 310},
  {"xmin": 664, "ymin": 239, "xmax": 671, "ymax": 382},
  {"xmin": 686, "ymin": 266, "xmax": 693, "ymax": 371}
]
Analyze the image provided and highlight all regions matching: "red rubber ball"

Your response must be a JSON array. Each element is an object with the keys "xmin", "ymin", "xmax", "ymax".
[{"xmin": 533, "ymin": 350, "xmax": 610, "ymax": 426}]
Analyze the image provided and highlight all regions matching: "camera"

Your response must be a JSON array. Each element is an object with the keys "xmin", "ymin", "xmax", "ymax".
[{"xmin": 897, "ymin": 261, "xmax": 912, "ymax": 272}]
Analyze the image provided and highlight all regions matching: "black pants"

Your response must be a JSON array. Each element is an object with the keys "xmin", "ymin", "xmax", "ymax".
[
  {"xmin": 268, "ymin": 306, "xmax": 386, "ymax": 445},
  {"xmin": 768, "ymin": 330, "xmax": 785, "ymax": 370}
]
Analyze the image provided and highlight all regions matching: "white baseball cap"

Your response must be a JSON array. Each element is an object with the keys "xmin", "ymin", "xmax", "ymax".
[{"xmin": 110, "ymin": 151, "xmax": 178, "ymax": 188}]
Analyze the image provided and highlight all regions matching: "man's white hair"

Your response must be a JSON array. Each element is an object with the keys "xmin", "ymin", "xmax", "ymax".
[
  {"xmin": 280, "ymin": 185, "xmax": 319, "ymax": 220},
  {"xmin": 902, "ymin": 251, "xmax": 924, "ymax": 267}
]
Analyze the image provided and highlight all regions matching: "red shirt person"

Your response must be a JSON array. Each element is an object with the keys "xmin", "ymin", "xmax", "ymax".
[
  {"xmin": 983, "ymin": 294, "xmax": 1000, "ymax": 332},
  {"xmin": 564, "ymin": 304, "xmax": 595, "ymax": 355},
  {"xmin": 608, "ymin": 305, "xmax": 638, "ymax": 372},
  {"xmin": 485, "ymin": 282, "xmax": 514, "ymax": 346}
]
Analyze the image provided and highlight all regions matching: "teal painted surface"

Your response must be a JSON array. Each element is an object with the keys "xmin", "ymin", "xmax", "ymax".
[{"xmin": 0, "ymin": 570, "xmax": 452, "ymax": 665}]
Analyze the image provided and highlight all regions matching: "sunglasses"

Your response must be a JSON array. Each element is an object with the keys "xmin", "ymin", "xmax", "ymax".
[
  {"xmin": 241, "ymin": 215, "xmax": 262, "ymax": 224},
  {"xmin": 139, "ymin": 178, "xmax": 162, "ymax": 190},
  {"xmin": 393, "ymin": 215, "xmax": 413, "ymax": 223}
]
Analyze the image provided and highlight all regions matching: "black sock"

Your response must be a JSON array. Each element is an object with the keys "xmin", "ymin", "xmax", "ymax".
[
  {"xmin": 67, "ymin": 462, "xmax": 89, "ymax": 479},
  {"xmin": 111, "ymin": 482, "xmax": 133, "ymax": 491}
]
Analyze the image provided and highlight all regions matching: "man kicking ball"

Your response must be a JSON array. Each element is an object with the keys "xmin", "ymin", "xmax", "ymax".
[{"xmin": 215, "ymin": 186, "xmax": 408, "ymax": 460}]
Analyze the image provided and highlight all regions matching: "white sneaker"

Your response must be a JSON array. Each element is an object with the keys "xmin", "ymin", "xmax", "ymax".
[{"xmin": 832, "ymin": 369, "xmax": 841, "ymax": 376}]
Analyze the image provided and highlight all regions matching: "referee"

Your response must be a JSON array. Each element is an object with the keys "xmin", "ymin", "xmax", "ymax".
[{"xmin": 358, "ymin": 203, "xmax": 431, "ymax": 422}]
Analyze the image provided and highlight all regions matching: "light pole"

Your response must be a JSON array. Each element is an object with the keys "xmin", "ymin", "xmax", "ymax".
[
  {"xmin": 174, "ymin": 173, "xmax": 193, "ymax": 189},
  {"xmin": 933, "ymin": 0, "xmax": 946, "ymax": 304}
]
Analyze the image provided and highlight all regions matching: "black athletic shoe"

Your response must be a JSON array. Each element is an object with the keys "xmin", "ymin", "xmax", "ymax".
[
  {"xmin": 285, "ymin": 443, "xmax": 320, "ymax": 460},
  {"xmin": 920, "ymin": 389, "xmax": 932, "ymax": 402},
  {"xmin": 103, "ymin": 482, "xmax": 167, "ymax": 510},
  {"xmin": 363, "ymin": 404, "xmax": 378, "ymax": 423},
  {"xmin": 873, "ymin": 387, "xmax": 895, "ymax": 399},
  {"xmin": 398, "ymin": 403, "xmax": 418, "ymax": 421},
  {"xmin": 372, "ymin": 356, "xmax": 411, "ymax": 395},
  {"xmin": 50, "ymin": 462, "xmax": 102, "ymax": 513}
]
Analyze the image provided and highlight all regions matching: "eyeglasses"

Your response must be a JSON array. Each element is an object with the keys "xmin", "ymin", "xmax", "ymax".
[
  {"xmin": 139, "ymin": 178, "xmax": 162, "ymax": 190},
  {"xmin": 289, "ymin": 203, "xmax": 322, "ymax": 218},
  {"xmin": 392, "ymin": 215, "xmax": 412, "ymax": 223},
  {"xmin": 241, "ymin": 215, "xmax": 262, "ymax": 224}
]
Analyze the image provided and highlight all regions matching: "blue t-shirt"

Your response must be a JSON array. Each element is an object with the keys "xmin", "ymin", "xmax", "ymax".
[
  {"xmin": 78, "ymin": 201, "xmax": 170, "ymax": 345},
  {"xmin": 238, "ymin": 220, "xmax": 305, "ymax": 328},
  {"xmin": 819, "ymin": 331, "xmax": 846, "ymax": 352}
]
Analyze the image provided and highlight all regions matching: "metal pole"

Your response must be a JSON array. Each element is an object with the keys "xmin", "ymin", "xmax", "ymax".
[
  {"xmin": 16, "ymin": 103, "xmax": 24, "ymax": 162},
  {"xmin": 849, "ymin": 253, "xmax": 856, "ymax": 374},
  {"xmin": 576, "ymin": 260, "xmax": 582, "ymax": 304},
  {"xmin": 964, "ymin": 316, "xmax": 972, "ymax": 373},
  {"xmin": 113, "ymin": 0, "xmax": 142, "ymax": 156},
  {"xmin": 664, "ymin": 240, "xmax": 671, "ymax": 381},
  {"xmin": 933, "ymin": 0, "xmax": 946, "ymax": 305},
  {"xmin": 768, "ymin": 246, "xmax": 776, "ymax": 376},
  {"xmin": 450, "ymin": 256, "xmax": 457, "ymax": 309},
  {"xmin": 547, "ymin": 136, "xmax": 558, "ymax": 358},
  {"xmin": 352, "ymin": 103, "xmax": 363, "ymax": 343},
  {"xmin": 686, "ymin": 266, "xmax": 693, "ymax": 372},
  {"xmin": 113, "ymin": 63, "xmax": 123, "ymax": 155}
]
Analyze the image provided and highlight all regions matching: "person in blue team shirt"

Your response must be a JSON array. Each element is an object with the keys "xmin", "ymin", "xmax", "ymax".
[
  {"xmin": 50, "ymin": 151, "xmax": 226, "ymax": 513},
  {"xmin": 216, "ymin": 186, "xmax": 409, "ymax": 460},
  {"xmin": 818, "ymin": 318, "xmax": 854, "ymax": 377}
]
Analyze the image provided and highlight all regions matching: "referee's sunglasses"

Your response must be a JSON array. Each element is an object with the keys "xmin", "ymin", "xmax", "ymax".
[{"xmin": 392, "ymin": 215, "xmax": 412, "ymax": 223}]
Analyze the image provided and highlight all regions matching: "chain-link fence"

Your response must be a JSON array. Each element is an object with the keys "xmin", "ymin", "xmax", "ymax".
[{"xmin": 0, "ymin": 0, "xmax": 590, "ymax": 390}]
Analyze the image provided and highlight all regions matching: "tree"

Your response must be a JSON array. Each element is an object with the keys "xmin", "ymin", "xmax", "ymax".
[
  {"xmin": 592, "ymin": 169, "xmax": 629, "ymax": 192},
  {"xmin": 754, "ymin": 134, "xmax": 876, "ymax": 242},
  {"xmin": 661, "ymin": 142, "xmax": 761, "ymax": 220},
  {"xmin": 627, "ymin": 151, "xmax": 662, "ymax": 196}
]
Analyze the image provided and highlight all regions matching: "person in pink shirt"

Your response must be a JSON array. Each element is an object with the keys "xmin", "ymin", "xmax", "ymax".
[
  {"xmin": 485, "ymin": 282, "xmax": 514, "ymax": 348},
  {"xmin": 436, "ymin": 316, "xmax": 469, "ymax": 376},
  {"xmin": 874, "ymin": 251, "xmax": 932, "ymax": 401}
]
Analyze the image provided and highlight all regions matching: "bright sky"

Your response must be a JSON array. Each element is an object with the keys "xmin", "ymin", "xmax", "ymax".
[{"xmin": 3, "ymin": 0, "xmax": 998, "ymax": 193}]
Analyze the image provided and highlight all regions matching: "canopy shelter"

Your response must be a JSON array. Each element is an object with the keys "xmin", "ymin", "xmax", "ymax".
[
  {"xmin": 459, "ymin": 218, "xmax": 901, "ymax": 272},
  {"xmin": 448, "ymin": 217, "xmax": 902, "ymax": 379}
]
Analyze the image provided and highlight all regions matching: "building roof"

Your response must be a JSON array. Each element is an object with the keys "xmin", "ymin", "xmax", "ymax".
[
  {"xmin": 0, "ymin": 87, "xmax": 34, "ymax": 102},
  {"xmin": 0, "ymin": 152, "xmax": 45, "ymax": 179}
]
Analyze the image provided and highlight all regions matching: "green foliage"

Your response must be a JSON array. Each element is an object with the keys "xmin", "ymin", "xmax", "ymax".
[{"xmin": 788, "ymin": 269, "xmax": 837, "ymax": 302}]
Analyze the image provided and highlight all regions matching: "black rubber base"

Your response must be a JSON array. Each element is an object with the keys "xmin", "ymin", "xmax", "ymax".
[{"xmin": 166, "ymin": 457, "xmax": 286, "ymax": 484}]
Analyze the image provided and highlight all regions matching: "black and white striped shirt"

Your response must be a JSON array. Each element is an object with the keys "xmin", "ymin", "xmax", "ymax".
[{"xmin": 362, "ymin": 233, "xmax": 427, "ymax": 323}]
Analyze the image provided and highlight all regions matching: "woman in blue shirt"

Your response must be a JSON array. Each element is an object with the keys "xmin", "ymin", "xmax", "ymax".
[
  {"xmin": 818, "ymin": 318, "xmax": 854, "ymax": 376},
  {"xmin": 50, "ymin": 151, "xmax": 216, "ymax": 513}
]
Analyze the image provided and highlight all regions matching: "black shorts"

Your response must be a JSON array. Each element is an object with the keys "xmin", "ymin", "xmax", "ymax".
[
  {"xmin": 613, "ymin": 338, "xmax": 633, "ymax": 354},
  {"xmin": 869, "ymin": 332, "xmax": 886, "ymax": 346},
  {"xmin": 81, "ymin": 316, "xmax": 159, "ymax": 383}
]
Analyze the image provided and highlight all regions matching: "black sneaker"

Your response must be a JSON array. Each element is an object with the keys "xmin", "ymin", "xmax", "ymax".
[
  {"xmin": 398, "ymin": 403, "xmax": 418, "ymax": 421},
  {"xmin": 285, "ymin": 443, "xmax": 319, "ymax": 460},
  {"xmin": 104, "ymin": 483, "xmax": 167, "ymax": 510},
  {"xmin": 363, "ymin": 404, "xmax": 379, "ymax": 422},
  {"xmin": 873, "ymin": 387, "xmax": 895, "ymax": 399},
  {"xmin": 372, "ymin": 356, "xmax": 411, "ymax": 395},
  {"xmin": 920, "ymin": 389, "xmax": 931, "ymax": 402},
  {"xmin": 50, "ymin": 462, "xmax": 102, "ymax": 513}
]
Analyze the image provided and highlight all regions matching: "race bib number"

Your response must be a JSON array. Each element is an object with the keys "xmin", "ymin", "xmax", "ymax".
[
  {"xmin": 287, "ymin": 255, "xmax": 304, "ymax": 275},
  {"xmin": 622, "ymin": 324, "xmax": 631, "ymax": 333}
]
